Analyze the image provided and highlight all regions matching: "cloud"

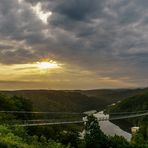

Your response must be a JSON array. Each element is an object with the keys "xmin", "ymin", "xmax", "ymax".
[{"xmin": 0, "ymin": 0, "xmax": 148, "ymax": 88}]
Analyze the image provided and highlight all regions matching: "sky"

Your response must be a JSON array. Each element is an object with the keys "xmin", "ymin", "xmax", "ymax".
[{"xmin": 0, "ymin": 0, "xmax": 148, "ymax": 90}]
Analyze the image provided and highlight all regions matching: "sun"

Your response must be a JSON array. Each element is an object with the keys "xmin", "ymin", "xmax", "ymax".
[{"xmin": 36, "ymin": 61, "xmax": 60, "ymax": 69}]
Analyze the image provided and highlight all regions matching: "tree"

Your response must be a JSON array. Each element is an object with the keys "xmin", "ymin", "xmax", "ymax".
[
  {"xmin": 84, "ymin": 115, "xmax": 109, "ymax": 148},
  {"xmin": 108, "ymin": 135, "xmax": 131, "ymax": 148},
  {"xmin": 131, "ymin": 124, "xmax": 148, "ymax": 148}
]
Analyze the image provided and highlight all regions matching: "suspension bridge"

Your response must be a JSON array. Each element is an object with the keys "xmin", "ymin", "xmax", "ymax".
[{"xmin": 0, "ymin": 110, "xmax": 148, "ymax": 127}]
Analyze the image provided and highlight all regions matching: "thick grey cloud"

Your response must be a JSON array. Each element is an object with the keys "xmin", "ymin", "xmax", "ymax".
[{"xmin": 0, "ymin": 0, "xmax": 148, "ymax": 87}]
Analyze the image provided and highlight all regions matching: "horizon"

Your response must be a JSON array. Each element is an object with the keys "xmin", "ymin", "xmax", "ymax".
[
  {"xmin": 0, "ymin": 0, "xmax": 148, "ymax": 89},
  {"xmin": 0, "ymin": 87, "xmax": 146, "ymax": 91}
]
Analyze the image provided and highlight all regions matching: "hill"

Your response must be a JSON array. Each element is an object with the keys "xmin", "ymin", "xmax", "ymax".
[
  {"xmin": 109, "ymin": 89, "xmax": 148, "ymax": 113},
  {"xmin": 107, "ymin": 89, "xmax": 148, "ymax": 132},
  {"xmin": 80, "ymin": 88, "xmax": 147, "ymax": 105},
  {"xmin": 0, "ymin": 88, "xmax": 148, "ymax": 112},
  {"xmin": 0, "ymin": 92, "xmax": 147, "ymax": 148},
  {"xmin": 0, "ymin": 90, "xmax": 106, "ymax": 112}
]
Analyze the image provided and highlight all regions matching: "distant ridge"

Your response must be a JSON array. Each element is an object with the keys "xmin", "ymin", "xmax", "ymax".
[{"xmin": 0, "ymin": 88, "xmax": 148, "ymax": 112}]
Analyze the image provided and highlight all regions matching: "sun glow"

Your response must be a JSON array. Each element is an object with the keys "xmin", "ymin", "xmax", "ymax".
[{"xmin": 36, "ymin": 61, "xmax": 60, "ymax": 69}]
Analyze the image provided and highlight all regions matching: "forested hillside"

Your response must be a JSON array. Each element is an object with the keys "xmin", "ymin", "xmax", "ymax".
[
  {"xmin": 81, "ymin": 88, "xmax": 148, "ymax": 105},
  {"xmin": 0, "ymin": 90, "xmax": 106, "ymax": 112},
  {"xmin": 0, "ymin": 93, "xmax": 76, "ymax": 147},
  {"xmin": 108, "ymin": 90, "xmax": 148, "ymax": 132},
  {"xmin": 109, "ymin": 90, "xmax": 148, "ymax": 115},
  {"xmin": 1, "ymin": 88, "xmax": 147, "ymax": 112},
  {"xmin": 0, "ymin": 92, "xmax": 148, "ymax": 147}
]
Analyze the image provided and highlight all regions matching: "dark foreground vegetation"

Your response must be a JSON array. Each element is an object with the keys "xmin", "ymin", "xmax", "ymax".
[{"xmin": 0, "ymin": 89, "xmax": 148, "ymax": 147}]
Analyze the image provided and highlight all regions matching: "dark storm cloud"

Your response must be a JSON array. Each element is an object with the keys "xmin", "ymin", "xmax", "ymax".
[
  {"xmin": 1, "ymin": 0, "xmax": 148, "ymax": 85},
  {"xmin": 0, "ymin": 0, "xmax": 49, "ymax": 63},
  {"xmin": 52, "ymin": 0, "xmax": 103, "ymax": 21}
]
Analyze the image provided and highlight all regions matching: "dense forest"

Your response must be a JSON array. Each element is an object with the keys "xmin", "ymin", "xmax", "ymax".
[
  {"xmin": 108, "ymin": 90, "xmax": 148, "ymax": 125},
  {"xmin": 109, "ymin": 90, "xmax": 148, "ymax": 112},
  {"xmin": 0, "ymin": 91, "xmax": 148, "ymax": 147},
  {"xmin": 1, "ymin": 88, "xmax": 147, "ymax": 112},
  {"xmin": 106, "ymin": 90, "xmax": 148, "ymax": 139}
]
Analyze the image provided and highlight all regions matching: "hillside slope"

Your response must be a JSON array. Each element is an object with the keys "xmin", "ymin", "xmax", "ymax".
[
  {"xmin": 107, "ymin": 90, "xmax": 148, "ymax": 132},
  {"xmin": 0, "ymin": 90, "xmax": 105, "ymax": 112},
  {"xmin": 81, "ymin": 88, "xmax": 148, "ymax": 105},
  {"xmin": 109, "ymin": 90, "xmax": 148, "ymax": 113},
  {"xmin": 0, "ymin": 88, "xmax": 148, "ymax": 112}
]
